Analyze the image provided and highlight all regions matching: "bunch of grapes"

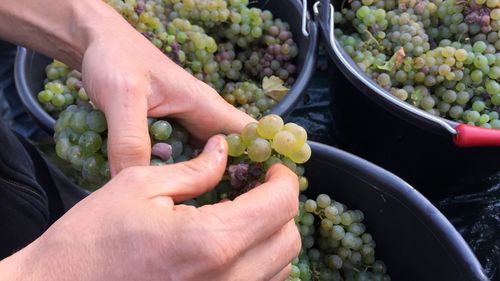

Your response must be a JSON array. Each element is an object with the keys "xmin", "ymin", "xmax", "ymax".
[
  {"xmin": 189, "ymin": 114, "xmax": 310, "ymax": 204},
  {"xmin": 335, "ymin": 0, "xmax": 500, "ymax": 129},
  {"xmin": 37, "ymin": 61, "xmax": 88, "ymax": 116},
  {"xmin": 222, "ymin": 81, "xmax": 277, "ymax": 118},
  {"xmin": 288, "ymin": 193, "xmax": 390, "ymax": 281},
  {"xmin": 258, "ymin": 18, "xmax": 300, "ymax": 84},
  {"xmin": 53, "ymin": 102, "xmax": 195, "ymax": 188},
  {"xmin": 164, "ymin": 0, "xmax": 230, "ymax": 28}
]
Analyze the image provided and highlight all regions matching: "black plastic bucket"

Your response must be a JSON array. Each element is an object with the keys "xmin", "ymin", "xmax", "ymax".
[
  {"xmin": 313, "ymin": 0, "xmax": 500, "ymax": 194},
  {"xmin": 305, "ymin": 142, "xmax": 487, "ymax": 281},
  {"xmin": 14, "ymin": 0, "xmax": 318, "ymax": 134},
  {"xmin": 328, "ymin": 65, "xmax": 500, "ymax": 195}
]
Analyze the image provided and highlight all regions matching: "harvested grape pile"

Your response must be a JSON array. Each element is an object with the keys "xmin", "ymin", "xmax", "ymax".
[
  {"xmin": 334, "ymin": 0, "xmax": 500, "ymax": 129},
  {"xmin": 290, "ymin": 194, "xmax": 390, "ymax": 281},
  {"xmin": 53, "ymin": 102, "xmax": 195, "ymax": 187},
  {"xmin": 37, "ymin": 0, "xmax": 300, "ymax": 119}
]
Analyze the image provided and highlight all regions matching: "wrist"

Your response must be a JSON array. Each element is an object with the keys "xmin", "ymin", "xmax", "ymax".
[{"xmin": 70, "ymin": 1, "xmax": 136, "ymax": 68}]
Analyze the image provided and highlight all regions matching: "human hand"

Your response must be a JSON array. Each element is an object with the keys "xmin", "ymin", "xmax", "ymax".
[
  {"xmin": 82, "ymin": 21, "xmax": 254, "ymax": 175},
  {"xmin": 2, "ymin": 135, "xmax": 300, "ymax": 281}
]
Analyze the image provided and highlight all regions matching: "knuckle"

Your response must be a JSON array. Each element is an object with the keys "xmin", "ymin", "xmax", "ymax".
[
  {"xmin": 198, "ymin": 232, "xmax": 236, "ymax": 268},
  {"xmin": 109, "ymin": 132, "xmax": 150, "ymax": 157},
  {"xmin": 117, "ymin": 75, "xmax": 143, "ymax": 95},
  {"xmin": 180, "ymin": 159, "xmax": 208, "ymax": 177},
  {"xmin": 117, "ymin": 166, "xmax": 148, "ymax": 184}
]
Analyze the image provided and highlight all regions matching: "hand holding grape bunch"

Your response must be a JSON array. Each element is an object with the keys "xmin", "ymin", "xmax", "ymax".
[{"xmin": 0, "ymin": 136, "xmax": 301, "ymax": 281}]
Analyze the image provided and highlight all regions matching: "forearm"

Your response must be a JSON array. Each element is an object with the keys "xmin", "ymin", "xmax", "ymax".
[
  {"xmin": 0, "ymin": 247, "xmax": 27, "ymax": 280},
  {"xmin": 0, "ymin": 0, "xmax": 132, "ymax": 69}
]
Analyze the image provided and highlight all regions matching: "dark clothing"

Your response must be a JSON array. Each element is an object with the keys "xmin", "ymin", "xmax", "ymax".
[{"xmin": 0, "ymin": 41, "xmax": 78, "ymax": 259}]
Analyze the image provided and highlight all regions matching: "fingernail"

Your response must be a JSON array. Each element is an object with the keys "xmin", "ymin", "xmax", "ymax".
[{"xmin": 204, "ymin": 135, "xmax": 226, "ymax": 154}]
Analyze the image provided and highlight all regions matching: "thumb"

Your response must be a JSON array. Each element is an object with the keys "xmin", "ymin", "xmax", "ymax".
[
  {"xmin": 147, "ymin": 135, "xmax": 228, "ymax": 202},
  {"xmin": 104, "ymin": 93, "xmax": 151, "ymax": 176}
]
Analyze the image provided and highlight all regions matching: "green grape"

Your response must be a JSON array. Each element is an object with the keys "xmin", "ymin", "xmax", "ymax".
[
  {"xmin": 257, "ymin": 114, "xmax": 284, "ymax": 139},
  {"xmin": 86, "ymin": 111, "xmax": 107, "ymax": 133},
  {"xmin": 55, "ymin": 137, "xmax": 70, "ymax": 160},
  {"xmin": 226, "ymin": 133, "xmax": 246, "ymax": 157},
  {"xmin": 284, "ymin": 123, "xmax": 307, "ymax": 148},
  {"xmin": 38, "ymin": 90, "xmax": 54, "ymax": 103},
  {"xmin": 298, "ymin": 176, "xmax": 309, "ymax": 192},
  {"xmin": 241, "ymin": 122, "xmax": 259, "ymax": 142},
  {"xmin": 316, "ymin": 194, "xmax": 331, "ymax": 208},
  {"xmin": 331, "ymin": 225, "xmax": 346, "ymax": 241},
  {"xmin": 51, "ymin": 94, "xmax": 66, "ymax": 107},
  {"xmin": 472, "ymin": 100, "xmax": 486, "ymax": 112},
  {"xmin": 151, "ymin": 120, "xmax": 173, "ymax": 141},
  {"xmin": 79, "ymin": 131, "xmax": 103, "ymax": 155},
  {"xmin": 304, "ymin": 199, "xmax": 317, "ymax": 212},
  {"xmin": 289, "ymin": 142, "xmax": 312, "ymax": 164},
  {"xmin": 69, "ymin": 110, "xmax": 89, "ymax": 133},
  {"xmin": 272, "ymin": 130, "xmax": 297, "ymax": 156},
  {"xmin": 247, "ymin": 138, "xmax": 272, "ymax": 162}
]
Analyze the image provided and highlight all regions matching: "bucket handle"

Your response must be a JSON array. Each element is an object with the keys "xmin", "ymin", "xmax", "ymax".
[
  {"xmin": 301, "ymin": 0, "xmax": 310, "ymax": 37},
  {"xmin": 314, "ymin": 1, "xmax": 500, "ymax": 147},
  {"xmin": 454, "ymin": 124, "xmax": 500, "ymax": 147}
]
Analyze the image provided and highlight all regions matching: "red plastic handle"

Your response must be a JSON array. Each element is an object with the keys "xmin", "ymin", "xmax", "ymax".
[{"xmin": 453, "ymin": 124, "xmax": 500, "ymax": 147}]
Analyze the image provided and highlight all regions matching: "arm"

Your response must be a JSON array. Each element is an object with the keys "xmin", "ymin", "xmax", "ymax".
[{"xmin": 0, "ymin": 0, "xmax": 119, "ymax": 69}]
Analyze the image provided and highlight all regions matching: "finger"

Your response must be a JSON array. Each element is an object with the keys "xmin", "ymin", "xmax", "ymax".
[
  {"xmin": 144, "ymin": 135, "xmax": 227, "ymax": 202},
  {"xmin": 104, "ymin": 89, "xmax": 151, "ymax": 176},
  {"xmin": 270, "ymin": 264, "xmax": 293, "ymax": 281},
  {"xmin": 149, "ymin": 77, "xmax": 255, "ymax": 139},
  {"xmin": 199, "ymin": 164, "xmax": 299, "ymax": 249},
  {"xmin": 222, "ymin": 220, "xmax": 300, "ymax": 281},
  {"xmin": 202, "ymin": 97, "xmax": 256, "ymax": 136}
]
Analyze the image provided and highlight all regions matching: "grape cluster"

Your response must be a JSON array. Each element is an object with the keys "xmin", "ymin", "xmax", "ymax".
[
  {"xmin": 222, "ymin": 81, "xmax": 277, "ymax": 118},
  {"xmin": 189, "ymin": 114, "xmax": 311, "ymax": 204},
  {"xmin": 226, "ymin": 114, "xmax": 311, "ymax": 164},
  {"xmin": 53, "ymin": 102, "xmax": 195, "ymax": 188},
  {"xmin": 335, "ymin": 0, "xmax": 500, "ymax": 129},
  {"xmin": 164, "ymin": 0, "xmax": 230, "ymax": 28},
  {"xmin": 37, "ymin": 61, "xmax": 88, "ymax": 116},
  {"xmin": 288, "ymin": 193, "xmax": 391, "ymax": 281}
]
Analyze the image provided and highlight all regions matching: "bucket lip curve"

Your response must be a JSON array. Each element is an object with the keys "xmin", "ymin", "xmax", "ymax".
[
  {"xmin": 308, "ymin": 140, "xmax": 488, "ymax": 281},
  {"xmin": 269, "ymin": 19, "xmax": 319, "ymax": 118},
  {"xmin": 315, "ymin": 0, "xmax": 459, "ymax": 136},
  {"xmin": 14, "ymin": 46, "xmax": 56, "ymax": 132},
  {"xmin": 260, "ymin": 0, "xmax": 319, "ymax": 118}
]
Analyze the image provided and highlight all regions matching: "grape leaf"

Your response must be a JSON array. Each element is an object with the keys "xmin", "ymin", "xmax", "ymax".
[
  {"xmin": 263, "ymin": 76, "xmax": 289, "ymax": 102},
  {"xmin": 373, "ymin": 48, "xmax": 405, "ymax": 72}
]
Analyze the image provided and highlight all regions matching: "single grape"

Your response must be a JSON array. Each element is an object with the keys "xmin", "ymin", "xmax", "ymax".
[
  {"xmin": 247, "ymin": 138, "xmax": 272, "ymax": 162},
  {"xmin": 256, "ymin": 114, "xmax": 284, "ymax": 139},
  {"xmin": 226, "ymin": 134, "xmax": 246, "ymax": 157}
]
